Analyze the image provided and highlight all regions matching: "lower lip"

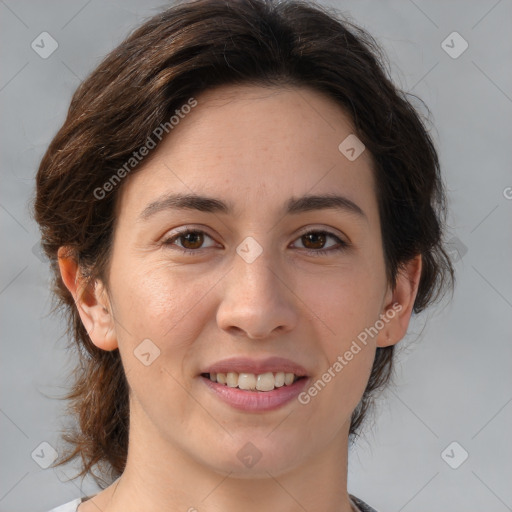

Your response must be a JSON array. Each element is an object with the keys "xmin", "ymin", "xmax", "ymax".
[{"xmin": 200, "ymin": 375, "xmax": 309, "ymax": 412}]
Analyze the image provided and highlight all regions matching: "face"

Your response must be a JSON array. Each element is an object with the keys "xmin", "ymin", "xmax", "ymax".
[{"xmin": 65, "ymin": 84, "xmax": 417, "ymax": 478}]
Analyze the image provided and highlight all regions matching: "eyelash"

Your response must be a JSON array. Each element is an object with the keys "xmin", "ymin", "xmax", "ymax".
[{"xmin": 161, "ymin": 228, "xmax": 349, "ymax": 257}]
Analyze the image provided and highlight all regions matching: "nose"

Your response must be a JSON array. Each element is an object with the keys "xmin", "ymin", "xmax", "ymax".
[{"xmin": 216, "ymin": 243, "xmax": 298, "ymax": 340}]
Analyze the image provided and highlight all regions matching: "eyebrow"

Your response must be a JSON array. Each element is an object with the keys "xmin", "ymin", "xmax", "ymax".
[{"xmin": 137, "ymin": 192, "xmax": 367, "ymax": 221}]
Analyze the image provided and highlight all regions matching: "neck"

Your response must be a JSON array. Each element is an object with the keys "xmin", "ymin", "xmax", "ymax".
[{"xmin": 97, "ymin": 398, "xmax": 356, "ymax": 512}]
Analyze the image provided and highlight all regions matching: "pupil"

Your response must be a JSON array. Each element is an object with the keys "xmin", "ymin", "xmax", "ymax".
[
  {"xmin": 183, "ymin": 232, "xmax": 203, "ymax": 249},
  {"xmin": 304, "ymin": 232, "xmax": 325, "ymax": 249}
]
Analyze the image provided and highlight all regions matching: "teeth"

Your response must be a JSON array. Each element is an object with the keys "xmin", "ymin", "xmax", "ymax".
[
  {"xmin": 226, "ymin": 372, "xmax": 238, "ymax": 387},
  {"xmin": 284, "ymin": 372, "xmax": 294, "ymax": 385},
  {"xmin": 206, "ymin": 371, "xmax": 300, "ymax": 391},
  {"xmin": 274, "ymin": 372, "xmax": 285, "ymax": 387},
  {"xmin": 238, "ymin": 373, "xmax": 257, "ymax": 390},
  {"xmin": 256, "ymin": 372, "xmax": 275, "ymax": 391}
]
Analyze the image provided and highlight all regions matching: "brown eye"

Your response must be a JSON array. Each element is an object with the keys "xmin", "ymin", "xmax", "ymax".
[
  {"xmin": 179, "ymin": 231, "xmax": 204, "ymax": 250},
  {"xmin": 162, "ymin": 229, "xmax": 217, "ymax": 255},
  {"xmin": 293, "ymin": 230, "xmax": 348, "ymax": 256},
  {"xmin": 301, "ymin": 232, "xmax": 327, "ymax": 250}
]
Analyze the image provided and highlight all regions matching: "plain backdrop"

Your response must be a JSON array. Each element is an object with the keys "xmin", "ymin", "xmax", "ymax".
[{"xmin": 1, "ymin": 1, "xmax": 511, "ymax": 511}]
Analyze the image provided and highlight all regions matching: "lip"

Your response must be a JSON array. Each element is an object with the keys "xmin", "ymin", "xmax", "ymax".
[
  {"xmin": 200, "ymin": 374, "xmax": 310, "ymax": 412},
  {"xmin": 200, "ymin": 356, "xmax": 309, "ymax": 377}
]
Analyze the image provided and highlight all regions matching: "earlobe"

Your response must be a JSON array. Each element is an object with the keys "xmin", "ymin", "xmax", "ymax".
[
  {"xmin": 57, "ymin": 246, "xmax": 118, "ymax": 351},
  {"xmin": 376, "ymin": 255, "xmax": 422, "ymax": 348}
]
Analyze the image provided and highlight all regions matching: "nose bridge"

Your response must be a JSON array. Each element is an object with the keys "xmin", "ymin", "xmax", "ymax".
[
  {"xmin": 216, "ymin": 235, "xmax": 296, "ymax": 338},
  {"xmin": 233, "ymin": 235, "xmax": 284, "ymax": 305}
]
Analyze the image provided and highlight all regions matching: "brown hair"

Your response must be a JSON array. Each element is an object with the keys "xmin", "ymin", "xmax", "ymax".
[{"xmin": 33, "ymin": 0, "xmax": 454, "ymax": 487}]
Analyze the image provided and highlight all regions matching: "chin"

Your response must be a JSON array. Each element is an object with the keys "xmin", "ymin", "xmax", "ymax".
[{"xmin": 200, "ymin": 435, "xmax": 306, "ymax": 478}]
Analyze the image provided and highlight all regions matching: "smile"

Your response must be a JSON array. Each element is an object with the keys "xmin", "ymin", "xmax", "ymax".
[{"xmin": 201, "ymin": 371, "xmax": 304, "ymax": 391}]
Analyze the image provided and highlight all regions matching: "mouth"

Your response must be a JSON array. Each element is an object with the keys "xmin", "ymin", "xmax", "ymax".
[
  {"xmin": 200, "ymin": 371, "xmax": 307, "ymax": 392},
  {"xmin": 198, "ymin": 356, "xmax": 310, "ymax": 411},
  {"xmin": 199, "ymin": 371, "xmax": 310, "ymax": 412}
]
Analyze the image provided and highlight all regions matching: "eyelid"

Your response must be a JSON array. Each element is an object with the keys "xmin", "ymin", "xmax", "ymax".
[
  {"xmin": 162, "ymin": 224, "xmax": 216, "ymax": 240},
  {"xmin": 162, "ymin": 225, "xmax": 219, "ymax": 247},
  {"xmin": 294, "ymin": 224, "xmax": 350, "ymax": 245}
]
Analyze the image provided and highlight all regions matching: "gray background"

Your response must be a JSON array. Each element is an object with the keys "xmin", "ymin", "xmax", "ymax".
[{"xmin": 1, "ymin": 1, "xmax": 511, "ymax": 511}]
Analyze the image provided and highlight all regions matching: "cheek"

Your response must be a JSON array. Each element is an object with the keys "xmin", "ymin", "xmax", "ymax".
[
  {"xmin": 296, "ymin": 262, "xmax": 386, "ymax": 346},
  {"xmin": 109, "ymin": 261, "xmax": 208, "ymax": 423},
  {"xmin": 111, "ymin": 258, "xmax": 207, "ymax": 340}
]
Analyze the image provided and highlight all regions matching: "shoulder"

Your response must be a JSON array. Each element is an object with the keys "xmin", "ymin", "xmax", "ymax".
[
  {"xmin": 45, "ymin": 497, "xmax": 83, "ymax": 512},
  {"xmin": 349, "ymin": 493, "xmax": 381, "ymax": 512}
]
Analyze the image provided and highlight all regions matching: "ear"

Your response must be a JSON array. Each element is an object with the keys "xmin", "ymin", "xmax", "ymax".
[
  {"xmin": 57, "ymin": 246, "xmax": 118, "ymax": 351},
  {"xmin": 376, "ymin": 254, "xmax": 422, "ymax": 348}
]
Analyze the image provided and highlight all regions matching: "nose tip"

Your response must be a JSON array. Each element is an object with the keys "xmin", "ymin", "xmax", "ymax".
[
  {"xmin": 227, "ymin": 324, "xmax": 287, "ymax": 340},
  {"xmin": 218, "ymin": 298, "xmax": 292, "ymax": 340}
]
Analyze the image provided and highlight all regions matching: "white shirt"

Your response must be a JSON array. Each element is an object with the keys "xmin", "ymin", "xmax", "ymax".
[{"xmin": 46, "ymin": 498, "xmax": 82, "ymax": 512}]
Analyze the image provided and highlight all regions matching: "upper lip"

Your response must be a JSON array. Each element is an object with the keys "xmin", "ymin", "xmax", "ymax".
[{"xmin": 201, "ymin": 356, "xmax": 309, "ymax": 377}]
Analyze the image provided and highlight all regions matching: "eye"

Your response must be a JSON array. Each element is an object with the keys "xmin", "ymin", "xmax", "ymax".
[
  {"xmin": 162, "ymin": 228, "xmax": 349, "ymax": 257},
  {"xmin": 162, "ymin": 228, "xmax": 217, "ymax": 256},
  {"xmin": 291, "ymin": 229, "xmax": 349, "ymax": 256}
]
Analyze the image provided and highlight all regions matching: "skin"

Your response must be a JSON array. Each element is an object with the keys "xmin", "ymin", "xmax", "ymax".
[{"xmin": 58, "ymin": 84, "xmax": 421, "ymax": 512}]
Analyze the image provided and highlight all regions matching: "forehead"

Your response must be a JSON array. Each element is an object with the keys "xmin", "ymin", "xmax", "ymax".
[{"xmin": 116, "ymin": 84, "xmax": 377, "ymax": 222}]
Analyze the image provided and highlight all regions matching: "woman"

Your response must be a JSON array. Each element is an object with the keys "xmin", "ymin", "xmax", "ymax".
[{"xmin": 33, "ymin": 0, "xmax": 454, "ymax": 510}]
